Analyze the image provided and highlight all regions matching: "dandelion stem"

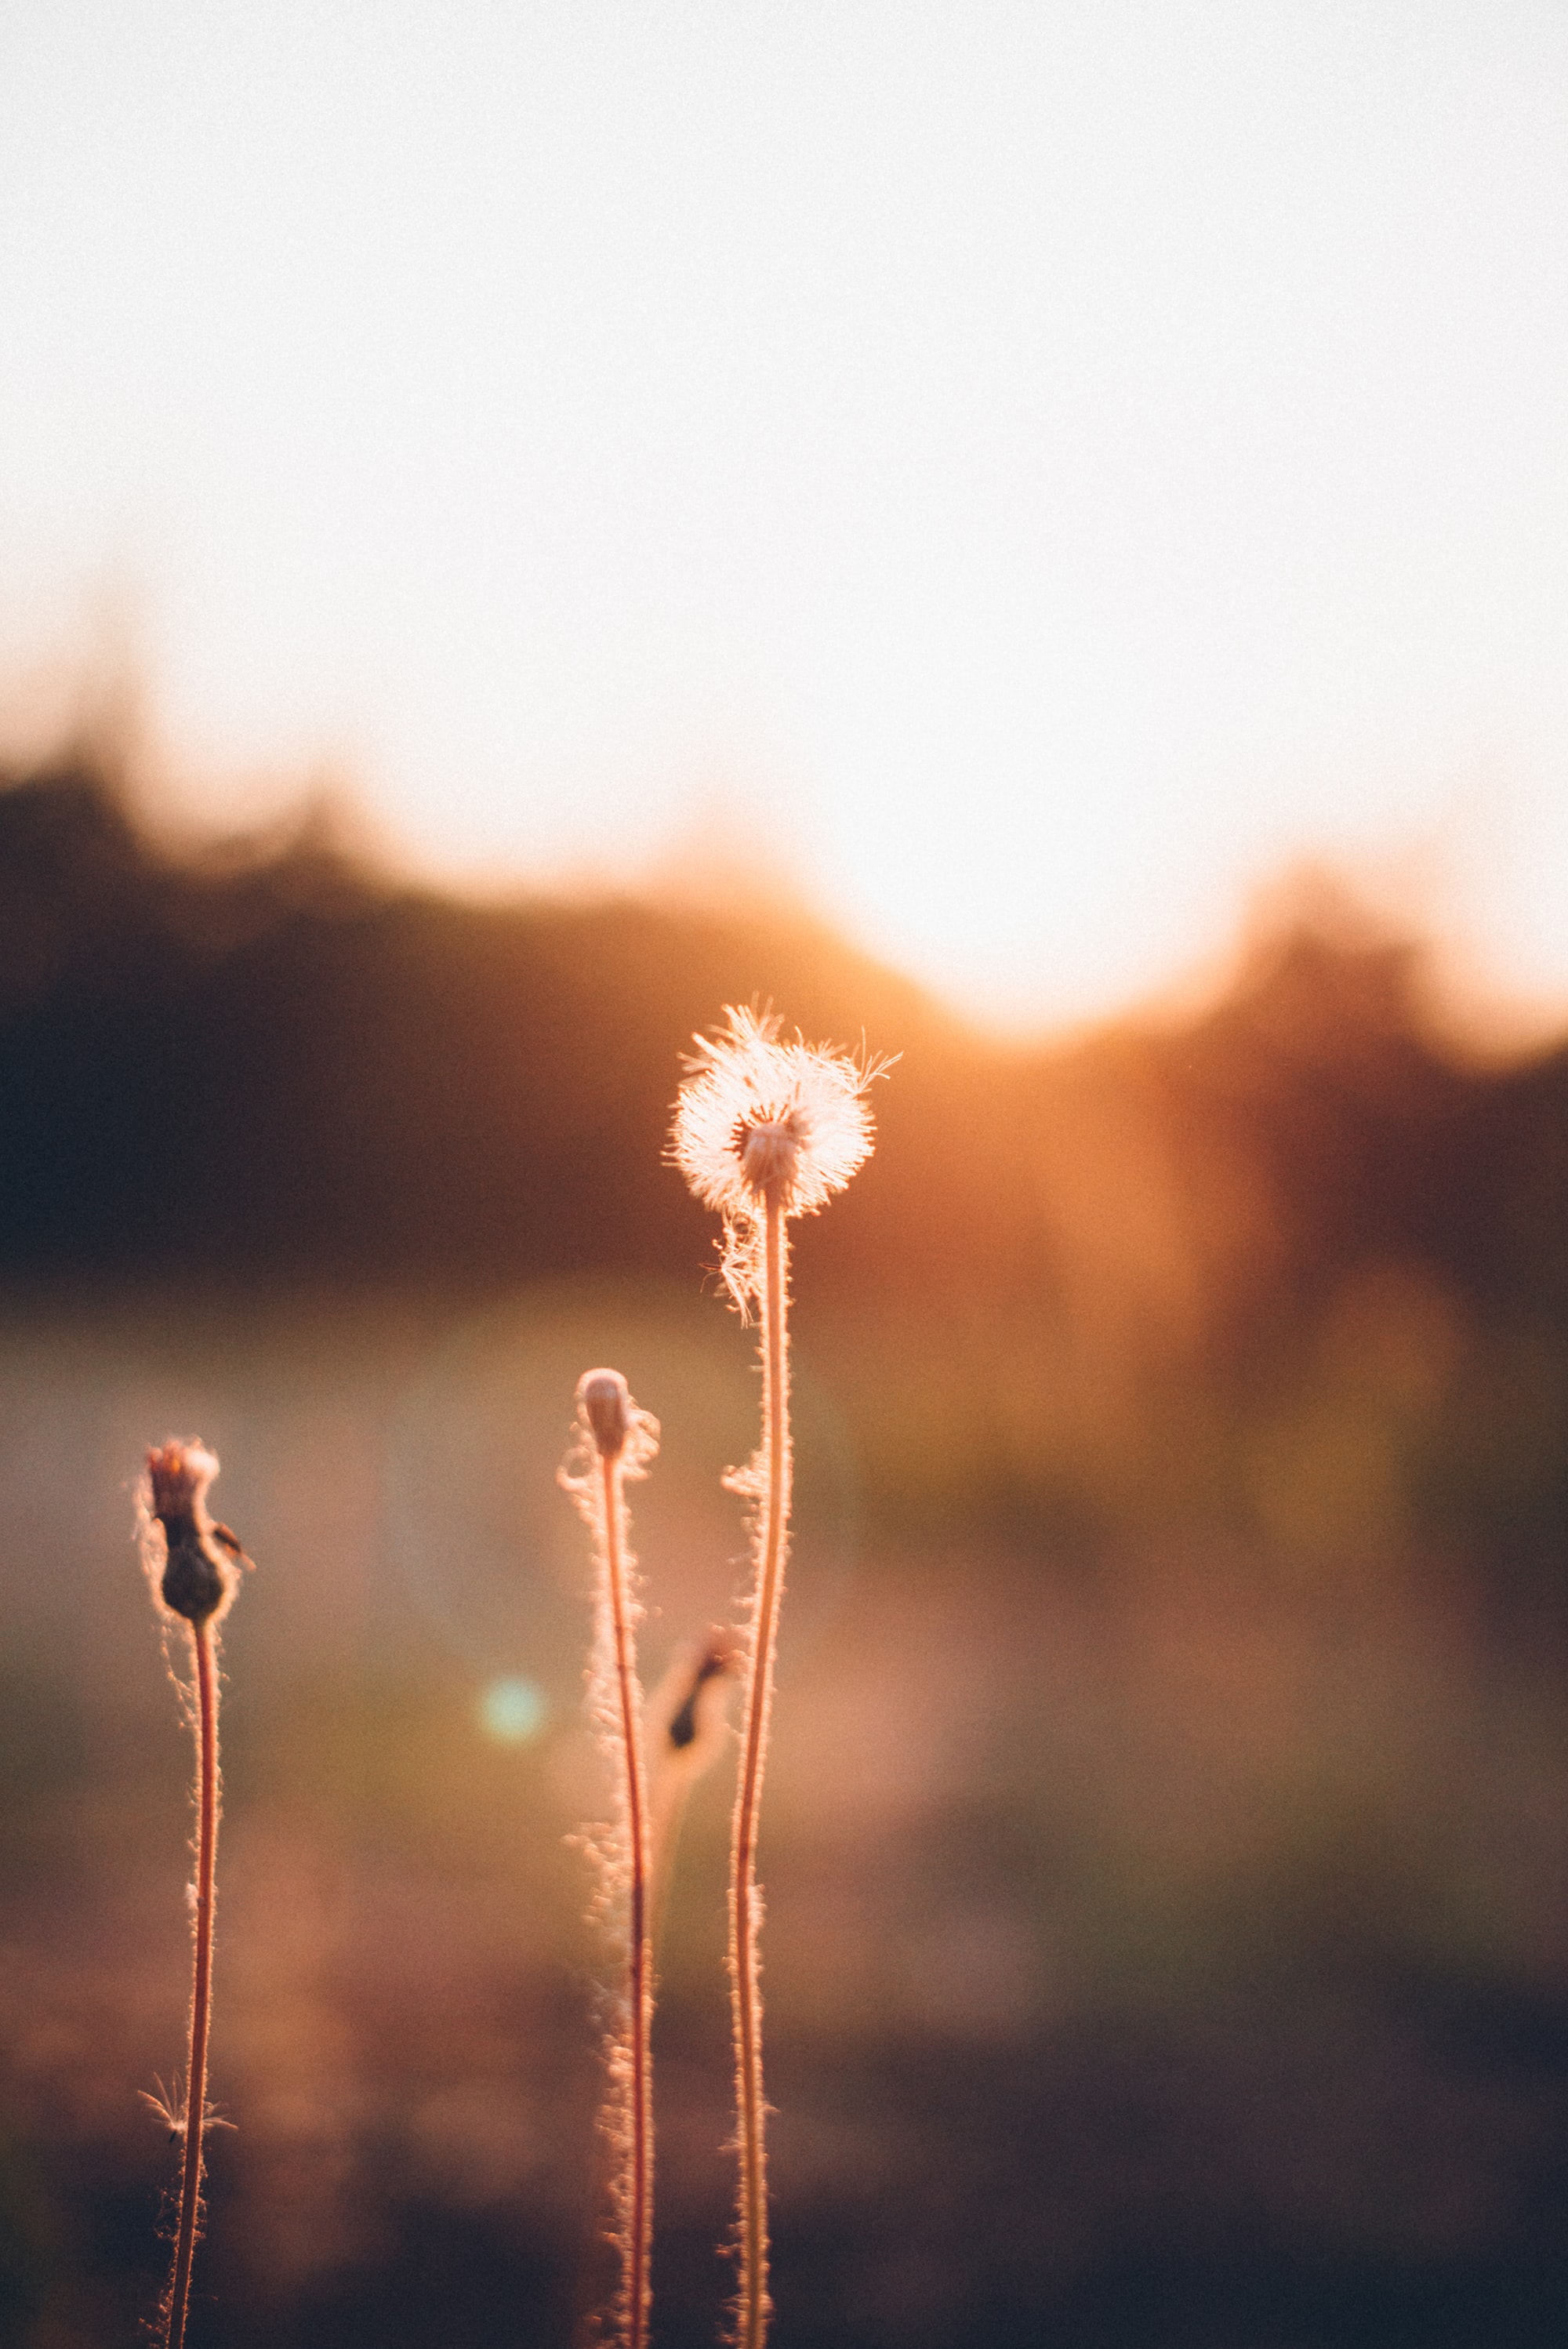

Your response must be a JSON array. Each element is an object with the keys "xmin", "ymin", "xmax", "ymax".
[
  {"xmin": 166, "ymin": 1617, "xmax": 219, "ymax": 2349},
  {"xmin": 731, "ymin": 1193, "xmax": 790, "ymax": 2349},
  {"xmin": 600, "ymin": 1444, "xmax": 654, "ymax": 2349},
  {"xmin": 670, "ymin": 1004, "xmax": 885, "ymax": 2340}
]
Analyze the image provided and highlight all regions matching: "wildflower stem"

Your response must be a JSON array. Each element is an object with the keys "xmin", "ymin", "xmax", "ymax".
[
  {"xmin": 166, "ymin": 1618, "xmax": 219, "ymax": 2349},
  {"xmin": 731, "ymin": 1192, "xmax": 790, "ymax": 2349},
  {"xmin": 670, "ymin": 1004, "xmax": 884, "ymax": 2338},
  {"xmin": 600, "ymin": 1447, "xmax": 654, "ymax": 2349}
]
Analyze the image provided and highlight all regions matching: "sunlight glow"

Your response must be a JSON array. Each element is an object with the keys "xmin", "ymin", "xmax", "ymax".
[{"xmin": 2, "ymin": 2, "xmax": 1566, "ymax": 1026}]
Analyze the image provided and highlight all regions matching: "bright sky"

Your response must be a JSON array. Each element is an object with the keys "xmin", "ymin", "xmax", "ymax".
[{"xmin": 2, "ymin": 2, "xmax": 1566, "ymax": 1029}]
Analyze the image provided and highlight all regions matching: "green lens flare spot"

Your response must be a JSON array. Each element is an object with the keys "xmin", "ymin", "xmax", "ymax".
[{"xmin": 479, "ymin": 1676, "xmax": 547, "ymax": 1745}]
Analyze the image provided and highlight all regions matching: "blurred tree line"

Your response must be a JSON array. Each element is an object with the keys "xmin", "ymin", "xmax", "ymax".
[{"xmin": 0, "ymin": 745, "xmax": 1563, "ymax": 1611}]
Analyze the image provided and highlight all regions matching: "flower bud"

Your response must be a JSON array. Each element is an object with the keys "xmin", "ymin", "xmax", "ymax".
[
  {"xmin": 580, "ymin": 1368, "xmax": 630, "ymax": 1461},
  {"xmin": 143, "ymin": 1440, "xmax": 236, "ymax": 1626}
]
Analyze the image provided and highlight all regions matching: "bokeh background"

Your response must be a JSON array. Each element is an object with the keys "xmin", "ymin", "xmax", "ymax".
[
  {"xmin": 5, "ymin": 4, "xmax": 1568, "ymax": 2344},
  {"xmin": 0, "ymin": 747, "xmax": 1566, "ymax": 2347}
]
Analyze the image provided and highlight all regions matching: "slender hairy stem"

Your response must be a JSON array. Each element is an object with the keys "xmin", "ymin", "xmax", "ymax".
[
  {"xmin": 166, "ymin": 1619, "xmax": 219, "ymax": 2349},
  {"xmin": 669, "ymin": 1005, "xmax": 884, "ymax": 2340},
  {"xmin": 731, "ymin": 1195, "xmax": 791, "ymax": 2349},
  {"xmin": 601, "ymin": 1447, "xmax": 654, "ymax": 2349}
]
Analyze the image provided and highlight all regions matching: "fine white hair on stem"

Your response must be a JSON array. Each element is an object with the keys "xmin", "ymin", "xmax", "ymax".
[
  {"xmin": 669, "ymin": 1004, "xmax": 891, "ymax": 1315},
  {"xmin": 559, "ymin": 1370, "xmax": 660, "ymax": 2349},
  {"xmin": 670, "ymin": 1007, "xmax": 889, "ymax": 2349}
]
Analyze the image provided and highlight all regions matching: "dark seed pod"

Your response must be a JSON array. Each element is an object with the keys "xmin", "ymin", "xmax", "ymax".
[
  {"xmin": 666, "ymin": 1637, "xmax": 734, "ymax": 1751},
  {"xmin": 159, "ymin": 1527, "xmax": 231, "ymax": 1625}
]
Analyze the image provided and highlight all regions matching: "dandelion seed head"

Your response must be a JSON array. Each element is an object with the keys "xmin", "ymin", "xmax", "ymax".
[{"xmin": 670, "ymin": 1005, "xmax": 887, "ymax": 1307}]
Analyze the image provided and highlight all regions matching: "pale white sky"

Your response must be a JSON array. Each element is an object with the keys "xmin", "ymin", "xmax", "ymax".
[{"xmin": 2, "ymin": 2, "xmax": 1566, "ymax": 1028}]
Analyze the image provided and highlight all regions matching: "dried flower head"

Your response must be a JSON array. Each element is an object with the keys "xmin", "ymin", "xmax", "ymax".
[
  {"xmin": 670, "ymin": 1006, "xmax": 887, "ymax": 1309},
  {"xmin": 145, "ymin": 1440, "xmax": 220, "ymax": 1527},
  {"xmin": 140, "ymin": 1440, "xmax": 245, "ymax": 1628}
]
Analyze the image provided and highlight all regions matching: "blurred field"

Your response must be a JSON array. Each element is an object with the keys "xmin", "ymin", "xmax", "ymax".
[{"xmin": 1, "ymin": 753, "xmax": 1567, "ymax": 2345}]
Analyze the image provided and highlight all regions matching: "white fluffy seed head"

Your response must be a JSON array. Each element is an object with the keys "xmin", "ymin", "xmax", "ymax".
[{"xmin": 670, "ymin": 1005, "xmax": 887, "ymax": 1309}]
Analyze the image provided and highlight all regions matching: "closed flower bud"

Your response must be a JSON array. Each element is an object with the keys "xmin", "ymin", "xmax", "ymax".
[
  {"xmin": 582, "ymin": 1368, "xmax": 630, "ymax": 1460},
  {"xmin": 142, "ymin": 1440, "xmax": 241, "ymax": 1627}
]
